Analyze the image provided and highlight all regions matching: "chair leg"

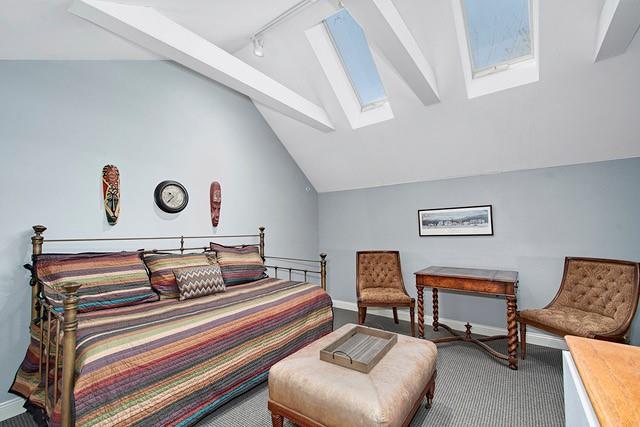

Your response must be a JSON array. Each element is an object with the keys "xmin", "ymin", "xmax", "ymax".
[
  {"xmin": 358, "ymin": 306, "xmax": 367, "ymax": 324},
  {"xmin": 392, "ymin": 307, "xmax": 399, "ymax": 324},
  {"xmin": 520, "ymin": 321, "xmax": 527, "ymax": 360},
  {"xmin": 410, "ymin": 304, "xmax": 415, "ymax": 337}
]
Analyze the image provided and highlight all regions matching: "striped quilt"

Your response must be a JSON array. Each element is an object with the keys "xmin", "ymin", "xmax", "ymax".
[{"xmin": 11, "ymin": 278, "xmax": 333, "ymax": 426}]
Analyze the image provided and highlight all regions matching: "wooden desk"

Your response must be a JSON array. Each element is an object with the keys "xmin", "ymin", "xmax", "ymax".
[
  {"xmin": 415, "ymin": 266, "xmax": 519, "ymax": 370},
  {"xmin": 566, "ymin": 336, "xmax": 640, "ymax": 427}
]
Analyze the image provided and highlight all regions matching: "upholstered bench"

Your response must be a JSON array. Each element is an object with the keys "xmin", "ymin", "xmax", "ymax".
[{"xmin": 268, "ymin": 324, "xmax": 437, "ymax": 427}]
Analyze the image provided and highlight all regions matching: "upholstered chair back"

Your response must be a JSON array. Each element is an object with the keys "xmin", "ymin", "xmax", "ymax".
[
  {"xmin": 356, "ymin": 251, "xmax": 405, "ymax": 292},
  {"xmin": 554, "ymin": 258, "xmax": 639, "ymax": 324}
]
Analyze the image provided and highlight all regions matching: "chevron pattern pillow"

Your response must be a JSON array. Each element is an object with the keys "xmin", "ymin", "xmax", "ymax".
[
  {"xmin": 143, "ymin": 253, "xmax": 211, "ymax": 299},
  {"xmin": 174, "ymin": 263, "xmax": 225, "ymax": 301}
]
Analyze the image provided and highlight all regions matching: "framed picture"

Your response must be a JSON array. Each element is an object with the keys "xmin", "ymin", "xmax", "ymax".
[{"xmin": 418, "ymin": 205, "xmax": 493, "ymax": 237}]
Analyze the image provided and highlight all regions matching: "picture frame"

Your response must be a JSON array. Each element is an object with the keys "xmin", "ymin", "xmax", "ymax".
[{"xmin": 418, "ymin": 205, "xmax": 493, "ymax": 237}]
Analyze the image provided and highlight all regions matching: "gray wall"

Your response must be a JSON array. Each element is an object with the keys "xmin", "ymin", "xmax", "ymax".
[
  {"xmin": 319, "ymin": 158, "xmax": 640, "ymax": 344},
  {"xmin": 0, "ymin": 61, "xmax": 318, "ymax": 404}
]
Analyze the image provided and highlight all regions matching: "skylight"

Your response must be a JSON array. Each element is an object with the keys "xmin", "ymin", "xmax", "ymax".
[
  {"xmin": 452, "ymin": 0, "xmax": 539, "ymax": 98},
  {"xmin": 461, "ymin": 0, "xmax": 533, "ymax": 77},
  {"xmin": 323, "ymin": 9, "xmax": 387, "ymax": 111}
]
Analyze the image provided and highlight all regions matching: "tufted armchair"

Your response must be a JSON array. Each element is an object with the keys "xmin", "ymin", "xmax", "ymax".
[
  {"xmin": 356, "ymin": 251, "xmax": 415, "ymax": 336},
  {"xmin": 518, "ymin": 257, "xmax": 639, "ymax": 359}
]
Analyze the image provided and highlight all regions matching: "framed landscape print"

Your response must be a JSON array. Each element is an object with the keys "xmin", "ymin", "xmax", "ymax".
[{"xmin": 418, "ymin": 205, "xmax": 493, "ymax": 237}]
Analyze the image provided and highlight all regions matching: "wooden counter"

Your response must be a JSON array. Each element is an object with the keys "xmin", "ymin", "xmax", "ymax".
[{"xmin": 566, "ymin": 336, "xmax": 640, "ymax": 427}]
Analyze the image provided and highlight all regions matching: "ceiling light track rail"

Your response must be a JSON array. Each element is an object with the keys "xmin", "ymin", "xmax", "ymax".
[{"xmin": 250, "ymin": 0, "xmax": 319, "ymax": 55}]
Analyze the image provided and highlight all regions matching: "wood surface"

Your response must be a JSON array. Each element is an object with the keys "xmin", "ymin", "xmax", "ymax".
[
  {"xmin": 566, "ymin": 335, "xmax": 640, "ymax": 427},
  {"xmin": 415, "ymin": 266, "xmax": 518, "ymax": 283},
  {"xmin": 415, "ymin": 266, "xmax": 517, "ymax": 296}
]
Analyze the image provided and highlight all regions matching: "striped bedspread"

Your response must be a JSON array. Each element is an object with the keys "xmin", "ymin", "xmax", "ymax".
[{"xmin": 11, "ymin": 278, "xmax": 333, "ymax": 426}]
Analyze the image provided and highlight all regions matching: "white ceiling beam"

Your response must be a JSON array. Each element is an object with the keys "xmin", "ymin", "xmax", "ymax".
[
  {"xmin": 594, "ymin": 0, "xmax": 640, "ymax": 62},
  {"xmin": 69, "ymin": 0, "xmax": 334, "ymax": 132},
  {"xmin": 343, "ymin": 0, "xmax": 440, "ymax": 106}
]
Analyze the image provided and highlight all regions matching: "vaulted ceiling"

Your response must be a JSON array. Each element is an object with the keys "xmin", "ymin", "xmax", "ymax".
[{"xmin": 3, "ymin": 0, "xmax": 639, "ymax": 192}]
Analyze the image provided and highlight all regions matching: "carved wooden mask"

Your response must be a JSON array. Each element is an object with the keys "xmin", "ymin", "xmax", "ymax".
[
  {"xmin": 102, "ymin": 165, "xmax": 120, "ymax": 225},
  {"xmin": 210, "ymin": 181, "xmax": 221, "ymax": 227}
]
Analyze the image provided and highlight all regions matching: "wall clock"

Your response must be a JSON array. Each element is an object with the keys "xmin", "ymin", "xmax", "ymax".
[{"xmin": 154, "ymin": 180, "xmax": 189, "ymax": 213}]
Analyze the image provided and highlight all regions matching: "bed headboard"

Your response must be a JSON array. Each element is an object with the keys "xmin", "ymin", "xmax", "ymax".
[{"xmin": 28, "ymin": 225, "xmax": 327, "ymax": 322}]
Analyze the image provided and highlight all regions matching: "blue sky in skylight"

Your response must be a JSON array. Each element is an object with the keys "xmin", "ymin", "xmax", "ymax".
[
  {"xmin": 323, "ymin": 9, "xmax": 386, "ymax": 110},
  {"xmin": 462, "ymin": 0, "xmax": 532, "ymax": 72}
]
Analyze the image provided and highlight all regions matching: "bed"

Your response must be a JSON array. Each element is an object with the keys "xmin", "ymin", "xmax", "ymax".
[{"xmin": 10, "ymin": 226, "xmax": 333, "ymax": 427}]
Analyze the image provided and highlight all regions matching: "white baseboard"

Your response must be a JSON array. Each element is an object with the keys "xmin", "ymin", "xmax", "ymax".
[
  {"xmin": 332, "ymin": 299, "xmax": 567, "ymax": 350},
  {"xmin": 0, "ymin": 397, "xmax": 25, "ymax": 422}
]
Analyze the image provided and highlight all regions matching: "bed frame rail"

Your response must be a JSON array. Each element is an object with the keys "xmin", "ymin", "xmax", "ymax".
[
  {"xmin": 26, "ymin": 225, "xmax": 327, "ymax": 427},
  {"xmin": 265, "ymin": 254, "xmax": 327, "ymax": 288}
]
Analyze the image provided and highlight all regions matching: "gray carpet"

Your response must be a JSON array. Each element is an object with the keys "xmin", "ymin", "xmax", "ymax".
[{"xmin": 2, "ymin": 308, "xmax": 564, "ymax": 427}]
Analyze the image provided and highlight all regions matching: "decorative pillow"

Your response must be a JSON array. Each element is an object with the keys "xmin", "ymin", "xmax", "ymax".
[
  {"xmin": 209, "ymin": 243, "xmax": 267, "ymax": 286},
  {"xmin": 174, "ymin": 263, "xmax": 225, "ymax": 301},
  {"xmin": 143, "ymin": 253, "xmax": 211, "ymax": 298},
  {"xmin": 36, "ymin": 252, "xmax": 158, "ymax": 313}
]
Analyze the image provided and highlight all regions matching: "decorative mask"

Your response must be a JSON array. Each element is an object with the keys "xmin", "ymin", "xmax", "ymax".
[
  {"xmin": 102, "ymin": 165, "xmax": 120, "ymax": 225},
  {"xmin": 210, "ymin": 181, "xmax": 222, "ymax": 227}
]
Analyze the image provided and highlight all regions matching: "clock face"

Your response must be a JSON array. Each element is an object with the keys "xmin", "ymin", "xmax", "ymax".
[
  {"xmin": 161, "ymin": 185, "xmax": 185, "ymax": 209},
  {"xmin": 154, "ymin": 181, "xmax": 188, "ymax": 213}
]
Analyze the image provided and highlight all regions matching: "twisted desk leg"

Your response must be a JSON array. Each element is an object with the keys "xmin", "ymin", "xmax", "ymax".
[
  {"xmin": 417, "ymin": 286, "xmax": 424, "ymax": 338},
  {"xmin": 432, "ymin": 288, "xmax": 439, "ymax": 332},
  {"xmin": 506, "ymin": 296, "xmax": 518, "ymax": 370}
]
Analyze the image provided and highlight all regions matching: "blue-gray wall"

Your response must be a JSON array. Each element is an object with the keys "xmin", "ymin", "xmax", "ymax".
[
  {"xmin": 0, "ymin": 61, "xmax": 319, "ymax": 405},
  {"xmin": 319, "ymin": 158, "xmax": 640, "ymax": 344}
]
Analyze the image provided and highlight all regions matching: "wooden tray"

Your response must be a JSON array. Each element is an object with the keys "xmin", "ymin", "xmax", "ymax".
[{"xmin": 319, "ymin": 326, "xmax": 397, "ymax": 373}]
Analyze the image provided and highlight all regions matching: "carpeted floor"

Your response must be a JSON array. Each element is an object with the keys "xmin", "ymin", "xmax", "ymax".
[{"xmin": 2, "ymin": 308, "xmax": 564, "ymax": 427}]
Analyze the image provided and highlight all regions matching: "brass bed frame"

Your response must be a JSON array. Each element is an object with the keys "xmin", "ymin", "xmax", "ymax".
[{"xmin": 25, "ymin": 225, "xmax": 327, "ymax": 427}]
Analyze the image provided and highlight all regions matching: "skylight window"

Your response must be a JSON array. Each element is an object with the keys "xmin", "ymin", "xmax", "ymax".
[
  {"xmin": 462, "ymin": 0, "xmax": 533, "ymax": 77},
  {"xmin": 452, "ymin": 0, "xmax": 539, "ymax": 98},
  {"xmin": 323, "ymin": 9, "xmax": 387, "ymax": 111}
]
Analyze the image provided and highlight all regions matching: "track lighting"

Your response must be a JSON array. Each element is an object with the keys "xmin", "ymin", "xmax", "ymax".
[
  {"xmin": 250, "ymin": 0, "xmax": 320, "ymax": 58},
  {"xmin": 252, "ymin": 37, "xmax": 264, "ymax": 57}
]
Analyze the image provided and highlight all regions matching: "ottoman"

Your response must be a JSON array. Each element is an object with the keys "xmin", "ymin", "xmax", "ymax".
[{"xmin": 268, "ymin": 324, "xmax": 438, "ymax": 427}]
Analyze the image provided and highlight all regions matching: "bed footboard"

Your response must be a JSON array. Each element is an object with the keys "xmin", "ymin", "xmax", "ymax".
[
  {"xmin": 28, "ymin": 226, "xmax": 79, "ymax": 427},
  {"xmin": 60, "ymin": 284, "xmax": 80, "ymax": 427}
]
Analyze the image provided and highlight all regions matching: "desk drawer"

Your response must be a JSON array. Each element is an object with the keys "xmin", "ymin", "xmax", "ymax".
[{"xmin": 416, "ymin": 274, "xmax": 514, "ymax": 296}]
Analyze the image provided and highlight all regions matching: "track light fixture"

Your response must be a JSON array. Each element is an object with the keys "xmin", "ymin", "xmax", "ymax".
[{"xmin": 252, "ymin": 37, "xmax": 264, "ymax": 57}]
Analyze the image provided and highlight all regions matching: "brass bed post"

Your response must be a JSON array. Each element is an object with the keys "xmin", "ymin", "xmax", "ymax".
[
  {"xmin": 30, "ymin": 225, "xmax": 46, "ymax": 322},
  {"xmin": 259, "ymin": 226, "xmax": 265, "ymax": 260},
  {"xmin": 60, "ymin": 283, "xmax": 81, "ymax": 427},
  {"xmin": 320, "ymin": 253, "xmax": 327, "ymax": 292}
]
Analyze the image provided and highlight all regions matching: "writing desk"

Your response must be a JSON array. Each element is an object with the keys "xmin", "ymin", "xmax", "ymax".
[{"xmin": 415, "ymin": 266, "xmax": 519, "ymax": 370}]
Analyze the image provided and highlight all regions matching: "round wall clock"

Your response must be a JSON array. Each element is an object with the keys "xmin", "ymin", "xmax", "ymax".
[{"xmin": 154, "ymin": 180, "xmax": 189, "ymax": 213}]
